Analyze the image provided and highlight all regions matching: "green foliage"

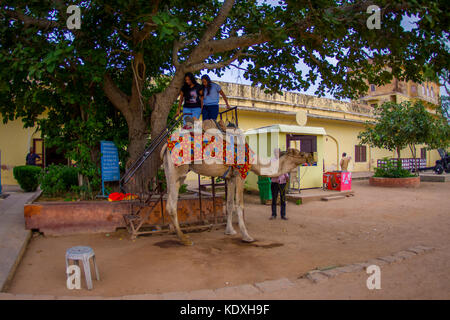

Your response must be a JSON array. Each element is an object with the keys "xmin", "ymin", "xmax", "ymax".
[
  {"xmin": 179, "ymin": 183, "xmax": 188, "ymax": 194},
  {"xmin": 156, "ymin": 168, "xmax": 188, "ymax": 193},
  {"xmin": 374, "ymin": 158, "xmax": 415, "ymax": 178},
  {"xmin": 39, "ymin": 165, "xmax": 79, "ymax": 197},
  {"xmin": 39, "ymin": 101, "xmax": 129, "ymax": 197},
  {"xmin": 358, "ymin": 101, "xmax": 450, "ymax": 160},
  {"xmin": 1, "ymin": 1, "xmax": 449, "ymax": 189},
  {"xmin": 13, "ymin": 165, "xmax": 42, "ymax": 192},
  {"xmin": 156, "ymin": 168, "xmax": 167, "ymax": 192}
]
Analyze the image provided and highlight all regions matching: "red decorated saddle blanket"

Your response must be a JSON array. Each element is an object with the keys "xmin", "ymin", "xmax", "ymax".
[{"xmin": 167, "ymin": 129, "xmax": 254, "ymax": 179}]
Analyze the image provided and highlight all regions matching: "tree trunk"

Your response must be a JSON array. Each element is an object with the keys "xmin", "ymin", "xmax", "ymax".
[
  {"xmin": 104, "ymin": 66, "xmax": 185, "ymax": 193},
  {"xmin": 410, "ymin": 144, "xmax": 418, "ymax": 176},
  {"xmin": 124, "ymin": 116, "xmax": 150, "ymax": 193},
  {"xmin": 396, "ymin": 147, "xmax": 402, "ymax": 169},
  {"xmin": 147, "ymin": 70, "xmax": 186, "ymax": 180}
]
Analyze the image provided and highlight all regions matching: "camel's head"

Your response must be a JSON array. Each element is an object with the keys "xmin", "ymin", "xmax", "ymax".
[{"xmin": 280, "ymin": 148, "xmax": 314, "ymax": 170}]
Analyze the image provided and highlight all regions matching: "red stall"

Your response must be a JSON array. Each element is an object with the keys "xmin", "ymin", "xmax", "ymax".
[{"xmin": 323, "ymin": 171, "xmax": 352, "ymax": 191}]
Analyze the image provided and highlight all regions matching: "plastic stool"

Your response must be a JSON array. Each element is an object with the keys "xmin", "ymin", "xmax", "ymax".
[{"xmin": 65, "ymin": 246, "xmax": 100, "ymax": 290}]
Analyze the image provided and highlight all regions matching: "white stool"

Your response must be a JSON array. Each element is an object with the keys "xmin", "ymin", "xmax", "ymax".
[{"xmin": 65, "ymin": 246, "xmax": 100, "ymax": 290}]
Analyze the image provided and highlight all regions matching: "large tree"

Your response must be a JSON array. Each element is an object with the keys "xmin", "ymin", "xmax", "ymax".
[{"xmin": 1, "ymin": 0, "xmax": 449, "ymax": 183}]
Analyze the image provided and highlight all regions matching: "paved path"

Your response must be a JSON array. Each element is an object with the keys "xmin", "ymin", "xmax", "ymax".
[
  {"xmin": 0, "ymin": 187, "xmax": 40, "ymax": 291},
  {"xmin": 1, "ymin": 244, "xmax": 447, "ymax": 300}
]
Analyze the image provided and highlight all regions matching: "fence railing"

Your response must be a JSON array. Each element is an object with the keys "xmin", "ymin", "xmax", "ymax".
[{"xmin": 377, "ymin": 158, "xmax": 427, "ymax": 171}]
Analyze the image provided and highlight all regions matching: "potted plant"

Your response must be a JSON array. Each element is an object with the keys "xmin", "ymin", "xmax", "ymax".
[{"xmin": 370, "ymin": 157, "xmax": 419, "ymax": 187}]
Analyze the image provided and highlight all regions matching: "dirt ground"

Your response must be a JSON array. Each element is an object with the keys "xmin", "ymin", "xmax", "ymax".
[{"xmin": 7, "ymin": 180, "xmax": 450, "ymax": 298}]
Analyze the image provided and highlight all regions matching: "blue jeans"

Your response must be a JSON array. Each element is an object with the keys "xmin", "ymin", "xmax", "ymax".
[
  {"xmin": 202, "ymin": 104, "xmax": 219, "ymax": 121},
  {"xmin": 183, "ymin": 107, "xmax": 202, "ymax": 124}
]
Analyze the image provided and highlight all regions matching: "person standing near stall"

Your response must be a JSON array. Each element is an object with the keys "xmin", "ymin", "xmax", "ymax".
[
  {"xmin": 340, "ymin": 152, "xmax": 352, "ymax": 171},
  {"xmin": 270, "ymin": 148, "xmax": 289, "ymax": 220},
  {"xmin": 200, "ymin": 75, "xmax": 231, "ymax": 121}
]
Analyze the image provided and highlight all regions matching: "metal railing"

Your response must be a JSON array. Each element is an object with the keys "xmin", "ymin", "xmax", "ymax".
[
  {"xmin": 120, "ymin": 115, "xmax": 183, "ymax": 190},
  {"xmin": 377, "ymin": 158, "xmax": 427, "ymax": 171},
  {"xmin": 219, "ymin": 106, "xmax": 239, "ymax": 127}
]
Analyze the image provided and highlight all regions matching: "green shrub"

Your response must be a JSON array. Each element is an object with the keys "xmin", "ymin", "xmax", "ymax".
[
  {"xmin": 156, "ymin": 168, "xmax": 167, "ymax": 192},
  {"xmin": 157, "ymin": 168, "xmax": 188, "ymax": 193},
  {"xmin": 13, "ymin": 165, "xmax": 42, "ymax": 192},
  {"xmin": 39, "ymin": 165, "xmax": 79, "ymax": 196},
  {"xmin": 179, "ymin": 183, "xmax": 188, "ymax": 194},
  {"xmin": 374, "ymin": 158, "xmax": 415, "ymax": 178}
]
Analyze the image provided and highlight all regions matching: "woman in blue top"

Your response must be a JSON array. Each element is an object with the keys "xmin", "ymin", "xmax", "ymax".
[
  {"xmin": 201, "ymin": 75, "xmax": 231, "ymax": 121},
  {"xmin": 177, "ymin": 73, "xmax": 203, "ymax": 126}
]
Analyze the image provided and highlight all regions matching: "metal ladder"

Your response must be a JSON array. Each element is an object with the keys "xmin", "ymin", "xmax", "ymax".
[
  {"xmin": 120, "ymin": 115, "xmax": 182, "ymax": 190},
  {"xmin": 120, "ymin": 115, "xmax": 182, "ymax": 239}
]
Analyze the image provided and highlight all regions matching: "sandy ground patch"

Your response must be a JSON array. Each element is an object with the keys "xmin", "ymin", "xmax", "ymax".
[{"xmin": 7, "ymin": 180, "xmax": 450, "ymax": 298}]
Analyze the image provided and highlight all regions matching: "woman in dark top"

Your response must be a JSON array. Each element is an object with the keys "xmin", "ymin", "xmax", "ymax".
[{"xmin": 176, "ymin": 73, "xmax": 203, "ymax": 127}]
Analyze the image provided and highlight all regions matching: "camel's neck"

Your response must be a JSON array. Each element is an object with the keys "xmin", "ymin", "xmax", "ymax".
[{"xmin": 250, "ymin": 155, "xmax": 294, "ymax": 178}]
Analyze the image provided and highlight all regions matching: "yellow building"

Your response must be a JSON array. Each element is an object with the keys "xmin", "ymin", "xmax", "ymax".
[
  {"xmin": 359, "ymin": 78, "xmax": 441, "ymax": 112},
  {"xmin": 0, "ymin": 119, "xmax": 43, "ymax": 185},
  {"xmin": 0, "ymin": 80, "xmax": 444, "ymax": 188},
  {"xmin": 211, "ymin": 81, "xmax": 444, "ymax": 190}
]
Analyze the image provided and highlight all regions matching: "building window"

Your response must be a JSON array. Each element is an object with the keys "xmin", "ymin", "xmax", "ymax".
[
  {"xmin": 431, "ymin": 87, "xmax": 434, "ymax": 98},
  {"xmin": 287, "ymin": 135, "xmax": 317, "ymax": 153},
  {"xmin": 411, "ymin": 85, "xmax": 417, "ymax": 93},
  {"xmin": 421, "ymin": 148, "xmax": 427, "ymax": 160},
  {"xmin": 427, "ymin": 85, "xmax": 430, "ymax": 96},
  {"xmin": 355, "ymin": 145, "xmax": 367, "ymax": 162},
  {"xmin": 421, "ymin": 86, "xmax": 425, "ymax": 96},
  {"xmin": 370, "ymin": 84, "xmax": 376, "ymax": 92},
  {"xmin": 370, "ymin": 103, "xmax": 377, "ymax": 108}
]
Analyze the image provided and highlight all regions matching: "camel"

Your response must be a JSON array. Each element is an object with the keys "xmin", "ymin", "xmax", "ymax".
[{"xmin": 160, "ymin": 120, "xmax": 313, "ymax": 245}]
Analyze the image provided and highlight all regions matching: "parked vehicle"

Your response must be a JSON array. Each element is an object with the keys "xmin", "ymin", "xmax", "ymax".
[
  {"xmin": 411, "ymin": 148, "xmax": 450, "ymax": 175},
  {"xmin": 434, "ymin": 149, "xmax": 450, "ymax": 174}
]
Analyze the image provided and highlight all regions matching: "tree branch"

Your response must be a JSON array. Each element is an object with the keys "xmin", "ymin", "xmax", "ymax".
[
  {"xmin": 134, "ymin": 22, "xmax": 158, "ymax": 44},
  {"xmin": 200, "ymin": 0, "xmax": 235, "ymax": 42},
  {"xmin": 103, "ymin": 73, "xmax": 130, "ymax": 116},
  {"xmin": 133, "ymin": 0, "xmax": 161, "ymax": 44},
  {"xmin": 188, "ymin": 48, "xmax": 244, "ymax": 71},
  {"xmin": 229, "ymin": 63, "xmax": 248, "ymax": 71},
  {"xmin": 172, "ymin": 39, "xmax": 182, "ymax": 69},
  {"xmin": 206, "ymin": 33, "xmax": 269, "ymax": 55},
  {"xmin": 113, "ymin": 26, "xmax": 132, "ymax": 41},
  {"xmin": 5, "ymin": 9, "xmax": 58, "ymax": 29}
]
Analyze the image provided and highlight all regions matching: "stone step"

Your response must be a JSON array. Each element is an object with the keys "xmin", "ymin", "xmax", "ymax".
[{"xmin": 321, "ymin": 195, "xmax": 346, "ymax": 201}]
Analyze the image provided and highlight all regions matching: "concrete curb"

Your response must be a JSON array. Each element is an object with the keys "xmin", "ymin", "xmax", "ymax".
[
  {"xmin": 0, "ymin": 245, "xmax": 435, "ymax": 300},
  {"xmin": 299, "ymin": 245, "xmax": 435, "ymax": 284},
  {"xmin": 0, "ymin": 230, "xmax": 32, "ymax": 292},
  {"xmin": 0, "ymin": 189, "xmax": 41, "ymax": 292}
]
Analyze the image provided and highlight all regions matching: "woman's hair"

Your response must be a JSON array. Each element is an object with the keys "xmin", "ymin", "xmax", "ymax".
[
  {"xmin": 201, "ymin": 74, "xmax": 212, "ymax": 96},
  {"xmin": 182, "ymin": 72, "xmax": 199, "ymax": 91}
]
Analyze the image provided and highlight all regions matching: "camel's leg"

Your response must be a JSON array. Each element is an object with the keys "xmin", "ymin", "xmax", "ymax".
[
  {"xmin": 235, "ymin": 177, "xmax": 254, "ymax": 242},
  {"xmin": 163, "ymin": 152, "xmax": 192, "ymax": 246},
  {"xmin": 224, "ymin": 176, "xmax": 237, "ymax": 235}
]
